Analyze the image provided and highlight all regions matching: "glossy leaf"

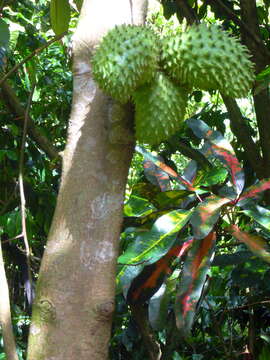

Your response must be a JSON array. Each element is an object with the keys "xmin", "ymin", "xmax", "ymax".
[
  {"xmin": 118, "ymin": 209, "xmax": 193, "ymax": 265},
  {"xmin": 175, "ymin": 232, "xmax": 216, "ymax": 333},
  {"xmin": 153, "ymin": 190, "xmax": 192, "ymax": 209},
  {"xmin": 190, "ymin": 195, "xmax": 231, "ymax": 239},
  {"xmin": 182, "ymin": 160, "xmax": 198, "ymax": 184},
  {"xmin": 148, "ymin": 284, "xmax": 169, "ymax": 330},
  {"xmin": 198, "ymin": 167, "xmax": 228, "ymax": 187},
  {"xmin": 130, "ymin": 182, "xmax": 160, "ymax": 205},
  {"xmin": 127, "ymin": 238, "xmax": 193, "ymax": 305},
  {"xmin": 136, "ymin": 145, "xmax": 196, "ymax": 191},
  {"xmin": 242, "ymin": 203, "xmax": 270, "ymax": 231},
  {"xmin": 50, "ymin": 0, "xmax": 70, "ymax": 35},
  {"xmin": 143, "ymin": 160, "xmax": 171, "ymax": 191},
  {"xmin": 187, "ymin": 119, "xmax": 245, "ymax": 196},
  {"xmin": 228, "ymin": 225, "xmax": 270, "ymax": 263},
  {"xmin": 210, "ymin": 143, "xmax": 244, "ymax": 196},
  {"xmin": 124, "ymin": 195, "xmax": 155, "ymax": 217},
  {"xmin": 237, "ymin": 178, "xmax": 270, "ymax": 204}
]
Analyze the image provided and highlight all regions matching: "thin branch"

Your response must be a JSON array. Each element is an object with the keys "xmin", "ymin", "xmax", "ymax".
[
  {"xmin": 0, "ymin": 32, "xmax": 67, "ymax": 86},
  {"xmin": 0, "ymin": 82, "xmax": 60, "ymax": 160},
  {"xmin": 18, "ymin": 82, "xmax": 36, "ymax": 306},
  {"xmin": 225, "ymin": 299, "xmax": 270, "ymax": 312},
  {"xmin": 0, "ymin": 241, "xmax": 19, "ymax": 360},
  {"xmin": 1, "ymin": 234, "xmax": 24, "ymax": 244}
]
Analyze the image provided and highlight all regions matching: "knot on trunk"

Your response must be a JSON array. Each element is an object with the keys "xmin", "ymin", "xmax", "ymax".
[{"xmin": 95, "ymin": 300, "xmax": 115, "ymax": 321}]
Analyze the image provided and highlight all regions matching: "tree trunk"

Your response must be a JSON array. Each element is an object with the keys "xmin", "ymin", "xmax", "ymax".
[{"xmin": 27, "ymin": 1, "xmax": 148, "ymax": 359}]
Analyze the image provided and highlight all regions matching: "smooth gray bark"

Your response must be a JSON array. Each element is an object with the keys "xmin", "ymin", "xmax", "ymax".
[{"xmin": 27, "ymin": 1, "xmax": 148, "ymax": 359}]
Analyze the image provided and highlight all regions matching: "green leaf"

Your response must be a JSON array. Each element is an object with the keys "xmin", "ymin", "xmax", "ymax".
[
  {"xmin": 0, "ymin": 19, "xmax": 10, "ymax": 47},
  {"xmin": 242, "ymin": 203, "xmax": 270, "ymax": 231},
  {"xmin": 153, "ymin": 190, "xmax": 192, "ymax": 209},
  {"xmin": 256, "ymin": 65, "xmax": 270, "ymax": 81},
  {"xmin": 124, "ymin": 195, "xmax": 155, "ymax": 217},
  {"xmin": 118, "ymin": 209, "xmax": 193, "ymax": 265},
  {"xmin": 117, "ymin": 210, "xmax": 192, "ymax": 294},
  {"xmin": 50, "ymin": 0, "xmax": 70, "ymax": 35},
  {"xmin": 199, "ymin": 167, "xmax": 228, "ymax": 187}
]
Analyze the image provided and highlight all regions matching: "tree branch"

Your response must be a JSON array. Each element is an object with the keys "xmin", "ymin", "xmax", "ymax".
[
  {"xmin": 175, "ymin": 0, "xmax": 199, "ymax": 25},
  {"xmin": 222, "ymin": 95, "xmax": 264, "ymax": 179},
  {"xmin": 131, "ymin": 304, "xmax": 162, "ymax": 360},
  {"xmin": 253, "ymin": 89, "xmax": 270, "ymax": 177},
  {"xmin": 0, "ymin": 82, "xmax": 60, "ymax": 160},
  {"xmin": 239, "ymin": 0, "xmax": 270, "ymax": 71}
]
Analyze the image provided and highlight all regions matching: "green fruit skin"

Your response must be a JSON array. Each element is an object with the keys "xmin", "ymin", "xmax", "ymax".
[
  {"xmin": 91, "ymin": 24, "xmax": 160, "ymax": 103},
  {"xmin": 133, "ymin": 72, "xmax": 189, "ymax": 145},
  {"xmin": 162, "ymin": 23, "xmax": 255, "ymax": 98}
]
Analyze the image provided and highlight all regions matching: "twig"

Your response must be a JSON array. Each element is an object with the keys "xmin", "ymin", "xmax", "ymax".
[
  {"xmin": 225, "ymin": 299, "xmax": 270, "ymax": 312},
  {"xmin": 0, "ymin": 32, "xmax": 67, "ymax": 86},
  {"xmin": 18, "ymin": 82, "xmax": 36, "ymax": 306},
  {"xmin": 1, "ymin": 234, "xmax": 24, "ymax": 244}
]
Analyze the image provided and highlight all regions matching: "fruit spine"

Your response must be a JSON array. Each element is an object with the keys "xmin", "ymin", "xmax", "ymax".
[
  {"xmin": 91, "ymin": 24, "xmax": 160, "ymax": 103},
  {"xmin": 133, "ymin": 72, "xmax": 188, "ymax": 145},
  {"xmin": 161, "ymin": 23, "xmax": 255, "ymax": 98}
]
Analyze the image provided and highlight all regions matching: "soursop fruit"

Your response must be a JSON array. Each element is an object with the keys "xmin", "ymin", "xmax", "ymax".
[
  {"xmin": 161, "ymin": 23, "xmax": 255, "ymax": 98},
  {"xmin": 133, "ymin": 72, "xmax": 189, "ymax": 145},
  {"xmin": 91, "ymin": 24, "xmax": 160, "ymax": 103}
]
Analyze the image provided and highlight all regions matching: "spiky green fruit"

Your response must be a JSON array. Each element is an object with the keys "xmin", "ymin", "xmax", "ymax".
[
  {"xmin": 91, "ymin": 24, "xmax": 160, "ymax": 103},
  {"xmin": 133, "ymin": 72, "xmax": 188, "ymax": 145},
  {"xmin": 161, "ymin": 23, "xmax": 255, "ymax": 98}
]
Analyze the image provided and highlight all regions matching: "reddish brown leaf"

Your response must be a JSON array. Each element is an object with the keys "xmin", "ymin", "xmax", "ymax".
[
  {"xmin": 227, "ymin": 225, "xmax": 270, "ymax": 263},
  {"xmin": 127, "ymin": 238, "xmax": 194, "ymax": 305},
  {"xmin": 175, "ymin": 232, "xmax": 216, "ymax": 333},
  {"xmin": 237, "ymin": 178, "xmax": 270, "ymax": 204},
  {"xmin": 143, "ymin": 160, "xmax": 171, "ymax": 191},
  {"xmin": 190, "ymin": 196, "xmax": 231, "ymax": 239}
]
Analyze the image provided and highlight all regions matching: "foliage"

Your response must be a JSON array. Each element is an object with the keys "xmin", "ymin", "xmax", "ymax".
[{"xmin": 0, "ymin": 0, "xmax": 270, "ymax": 359}]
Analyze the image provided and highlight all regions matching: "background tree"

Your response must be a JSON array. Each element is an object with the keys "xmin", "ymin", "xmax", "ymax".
[{"xmin": 0, "ymin": 1, "xmax": 270, "ymax": 360}]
